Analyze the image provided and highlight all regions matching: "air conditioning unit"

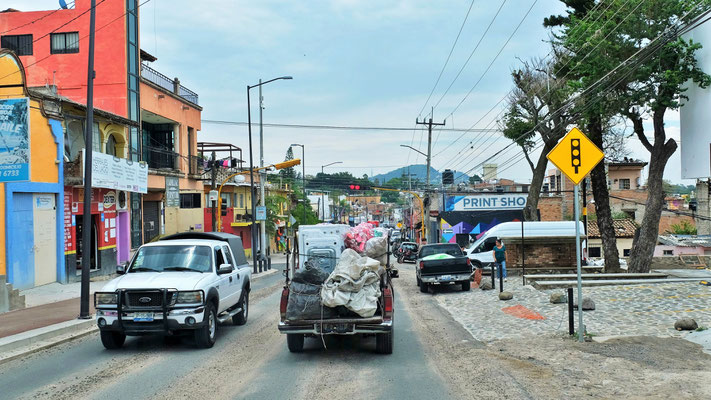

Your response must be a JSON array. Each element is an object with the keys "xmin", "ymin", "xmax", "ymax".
[{"xmin": 117, "ymin": 191, "xmax": 129, "ymax": 211}]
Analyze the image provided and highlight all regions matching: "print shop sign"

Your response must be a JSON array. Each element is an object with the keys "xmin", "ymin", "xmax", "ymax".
[
  {"xmin": 0, "ymin": 98, "xmax": 30, "ymax": 182},
  {"xmin": 445, "ymin": 194, "xmax": 527, "ymax": 212}
]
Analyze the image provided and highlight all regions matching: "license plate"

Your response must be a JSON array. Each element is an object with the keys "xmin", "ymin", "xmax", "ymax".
[
  {"xmin": 316, "ymin": 323, "xmax": 354, "ymax": 334},
  {"xmin": 439, "ymin": 275, "xmax": 453, "ymax": 281},
  {"xmin": 133, "ymin": 312, "xmax": 154, "ymax": 322}
]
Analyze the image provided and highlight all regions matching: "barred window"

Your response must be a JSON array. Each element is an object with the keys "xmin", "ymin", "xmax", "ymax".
[
  {"xmin": 50, "ymin": 32, "xmax": 79, "ymax": 54},
  {"xmin": 1, "ymin": 34, "xmax": 33, "ymax": 56},
  {"xmin": 179, "ymin": 193, "xmax": 202, "ymax": 209}
]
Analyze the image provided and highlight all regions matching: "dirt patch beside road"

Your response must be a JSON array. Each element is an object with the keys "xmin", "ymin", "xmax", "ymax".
[{"xmin": 397, "ymin": 264, "xmax": 711, "ymax": 399}]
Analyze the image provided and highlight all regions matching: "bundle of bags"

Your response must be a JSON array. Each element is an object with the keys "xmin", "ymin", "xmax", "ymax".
[
  {"xmin": 321, "ymin": 249, "xmax": 384, "ymax": 318},
  {"xmin": 285, "ymin": 260, "xmax": 336, "ymax": 320},
  {"xmin": 344, "ymin": 222, "xmax": 374, "ymax": 253}
]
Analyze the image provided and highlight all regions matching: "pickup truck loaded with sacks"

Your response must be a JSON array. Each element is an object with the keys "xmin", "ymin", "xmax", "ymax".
[{"xmin": 278, "ymin": 223, "xmax": 396, "ymax": 354}]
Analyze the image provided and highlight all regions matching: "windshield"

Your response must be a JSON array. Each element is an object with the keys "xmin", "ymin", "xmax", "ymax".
[
  {"xmin": 130, "ymin": 245, "xmax": 212, "ymax": 273},
  {"xmin": 420, "ymin": 244, "xmax": 462, "ymax": 258}
]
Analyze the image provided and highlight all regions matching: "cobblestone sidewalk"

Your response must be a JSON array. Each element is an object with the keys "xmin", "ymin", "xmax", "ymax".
[{"xmin": 435, "ymin": 278, "xmax": 711, "ymax": 342}]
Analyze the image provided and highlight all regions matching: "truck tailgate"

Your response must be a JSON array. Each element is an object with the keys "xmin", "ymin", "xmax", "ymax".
[{"xmin": 420, "ymin": 257, "xmax": 471, "ymax": 276}]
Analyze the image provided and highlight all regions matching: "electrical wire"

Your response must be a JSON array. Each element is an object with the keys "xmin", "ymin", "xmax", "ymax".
[
  {"xmin": 200, "ymin": 119, "xmax": 501, "ymax": 133},
  {"xmin": 0, "ymin": 1, "xmax": 76, "ymax": 35}
]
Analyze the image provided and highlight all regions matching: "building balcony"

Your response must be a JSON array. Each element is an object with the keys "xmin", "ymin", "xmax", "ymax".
[{"xmin": 141, "ymin": 63, "xmax": 199, "ymax": 106}]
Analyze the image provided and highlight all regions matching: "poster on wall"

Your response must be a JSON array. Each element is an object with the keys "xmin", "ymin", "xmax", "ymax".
[
  {"xmin": 86, "ymin": 151, "xmax": 148, "ymax": 193},
  {"xmin": 165, "ymin": 176, "xmax": 180, "ymax": 207},
  {"xmin": 0, "ymin": 98, "xmax": 30, "ymax": 182}
]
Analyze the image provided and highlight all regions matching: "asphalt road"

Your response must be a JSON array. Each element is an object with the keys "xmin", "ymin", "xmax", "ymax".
[{"xmin": 0, "ymin": 262, "xmax": 481, "ymax": 400}]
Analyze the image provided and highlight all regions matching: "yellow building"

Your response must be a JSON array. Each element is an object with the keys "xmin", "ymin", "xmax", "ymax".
[{"xmin": 0, "ymin": 50, "xmax": 64, "ymax": 295}]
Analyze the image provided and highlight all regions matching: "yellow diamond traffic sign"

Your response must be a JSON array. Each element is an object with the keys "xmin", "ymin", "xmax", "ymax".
[
  {"xmin": 396, "ymin": 222, "xmax": 402, "ymax": 229},
  {"xmin": 546, "ymin": 127, "xmax": 604, "ymax": 185}
]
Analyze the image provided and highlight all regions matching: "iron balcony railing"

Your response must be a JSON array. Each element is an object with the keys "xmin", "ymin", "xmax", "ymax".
[
  {"xmin": 141, "ymin": 63, "xmax": 199, "ymax": 106},
  {"xmin": 144, "ymin": 146, "xmax": 178, "ymax": 170}
]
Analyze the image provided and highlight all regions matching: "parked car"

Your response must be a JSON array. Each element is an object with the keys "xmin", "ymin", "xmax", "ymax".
[
  {"xmin": 396, "ymin": 242, "xmax": 419, "ymax": 263},
  {"xmin": 94, "ymin": 232, "xmax": 251, "ymax": 349},
  {"xmin": 416, "ymin": 243, "xmax": 472, "ymax": 293},
  {"xmin": 464, "ymin": 221, "xmax": 587, "ymax": 270}
]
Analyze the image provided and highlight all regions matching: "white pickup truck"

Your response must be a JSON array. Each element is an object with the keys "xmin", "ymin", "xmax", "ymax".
[{"xmin": 94, "ymin": 232, "xmax": 251, "ymax": 349}]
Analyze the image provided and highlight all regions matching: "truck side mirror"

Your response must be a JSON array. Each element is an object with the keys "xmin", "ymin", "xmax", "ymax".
[
  {"xmin": 117, "ymin": 263, "xmax": 127, "ymax": 275},
  {"xmin": 217, "ymin": 264, "xmax": 234, "ymax": 274}
]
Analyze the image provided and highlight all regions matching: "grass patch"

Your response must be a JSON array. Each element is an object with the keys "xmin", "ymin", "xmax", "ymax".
[{"xmin": 696, "ymin": 326, "xmax": 708, "ymax": 332}]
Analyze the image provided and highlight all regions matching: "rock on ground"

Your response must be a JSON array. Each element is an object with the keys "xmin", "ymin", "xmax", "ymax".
[
  {"xmin": 550, "ymin": 293, "xmax": 567, "ymax": 304},
  {"xmin": 480, "ymin": 281, "xmax": 493, "ymax": 291},
  {"xmin": 675, "ymin": 318, "xmax": 698, "ymax": 331},
  {"xmin": 499, "ymin": 291, "xmax": 513, "ymax": 301},
  {"xmin": 573, "ymin": 296, "xmax": 595, "ymax": 311}
]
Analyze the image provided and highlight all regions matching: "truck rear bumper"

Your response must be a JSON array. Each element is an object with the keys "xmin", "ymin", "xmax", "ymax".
[
  {"xmin": 421, "ymin": 272, "xmax": 471, "ymax": 284},
  {"xmin": 278, "ymin": 320, "xmax": 392, "ymax": 335}
]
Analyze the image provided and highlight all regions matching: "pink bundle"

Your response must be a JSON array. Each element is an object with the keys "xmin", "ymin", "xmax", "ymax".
[{"xmin": 344, "ymin": 222, "xmax": 374, "ymax": 254}]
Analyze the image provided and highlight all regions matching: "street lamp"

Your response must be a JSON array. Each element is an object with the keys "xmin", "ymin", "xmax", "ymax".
[
  {"xmin": 321, "ymin": 161, "xmax": 343, "ymax": 221},
  {"xmin": 247, "ymin": 76, "xmax": 292, "ymax": 272},
  {"xmin": 400, "ymin": 144, "xmax": 427, "ymax": 157},
  {"xmin": 290, "ymin": 143, "xmax": 306, "ymax": 225}
]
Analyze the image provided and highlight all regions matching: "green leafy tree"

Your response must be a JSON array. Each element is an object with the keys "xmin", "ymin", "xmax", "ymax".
[
  {"xmin": 279, "ymin": 147, "xmax": 296, "ymax": 181},
  {"xmin": 669, "ymin": 220, "xmax": 697, "ymax": 235},
  {"xmin": 265, "ymin": 194, "xmax": 286, "ymax": 236}
]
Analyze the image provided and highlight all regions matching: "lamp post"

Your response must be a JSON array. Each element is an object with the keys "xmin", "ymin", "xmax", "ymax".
[
  {"xmin": 290, "ymin": 143, "xmax": 306, "ymax": 225},
  {"xmin": 247, "ymin": 76, "xmax": 292, "ymax": 272},
  {"xmin": 320, "ymin": 161, "xmax": 343, "ymax": 222}
]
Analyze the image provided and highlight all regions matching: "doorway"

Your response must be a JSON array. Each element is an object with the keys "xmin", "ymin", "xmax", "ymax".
[
  {"xmin": 143, "ymin": 201, "xmax": 160, "ymax": 242},
  {"xmin": 76, "ymin": 214, "xmax": 98, "ymax": 274}
]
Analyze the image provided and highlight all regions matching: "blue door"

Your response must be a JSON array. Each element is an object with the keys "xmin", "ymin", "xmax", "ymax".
[{"xmin": 10, "ymin": 193, "xmax": 35, "ymax": 289}]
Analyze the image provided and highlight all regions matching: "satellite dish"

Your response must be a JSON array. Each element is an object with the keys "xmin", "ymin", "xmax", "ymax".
[{"xmin": 59, "ymin": 0, "xmax": 69, "ymax": 9}]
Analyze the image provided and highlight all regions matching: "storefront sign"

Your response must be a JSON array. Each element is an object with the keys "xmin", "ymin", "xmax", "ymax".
[
  {"xmin": 165, "ymin": 176, "xmax": 180, "ymax": 207},
  {"xmin": 0, "ymin": 98, "xmax": 30, "ymax": 182},
  {"xmin": 64, "ymin": 192, "xmax": 74, "ymax": 254},
  {"xmin": 445, "ymin": 194, "xmax": 527, "ymax": 211},
  {"xmin": 103, "ymin": 191, "xmax": 116, "ymax": 210},
  {"xmin": 87, "ymin": 151, "xmax": 148, "ymax": 193}
]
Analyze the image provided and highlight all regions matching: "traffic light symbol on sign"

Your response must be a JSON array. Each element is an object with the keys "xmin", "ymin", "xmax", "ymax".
[{"xmin": 571, "ymin": 138, "xmax": 581, "ymax": 174}]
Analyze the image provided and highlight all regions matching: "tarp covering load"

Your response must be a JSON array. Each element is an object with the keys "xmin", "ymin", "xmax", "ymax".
[
  {"xmin": 321, "ymin": 249, "xmax": 383, "ymax": 317},
  {"xmin": 422, "ymin": 253, "xmax": 454, "ymax": 261},
  {"xmin": 365, "ymin": 236, "xmax": 388, "ymax": 266},
  {"xmin": 344, "ymin": 223, "xmax": 374, "ymax": 253},
  {"xmin": 286, "ymin": 260, "xmax": 336, "ymax": 320}
]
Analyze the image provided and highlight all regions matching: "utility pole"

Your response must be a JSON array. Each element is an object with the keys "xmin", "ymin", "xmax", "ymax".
[
  {"xmin": 210, "ymin": 151, "xmax": 217, "ymax": 231},
  {"xmin": 258, "ymin": 80, "xmax": 267, "ymax": 272},
  {"xmin": 79, "ymin": 0, "xmax": 97, "ymax": 320},
  {"xmin": 416, "ymin": 114, "xmax": 445, "ymax": 243}
]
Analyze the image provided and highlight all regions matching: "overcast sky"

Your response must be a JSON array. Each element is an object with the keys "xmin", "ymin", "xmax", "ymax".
[{"xmin": 11, "ymin": 0, "xmax": 694, "ymax": 185}]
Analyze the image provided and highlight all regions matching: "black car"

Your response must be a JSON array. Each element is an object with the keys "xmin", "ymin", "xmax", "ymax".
[{"xmin": 396, "ymin": 242, "xmax": 419, "ymax": 263}]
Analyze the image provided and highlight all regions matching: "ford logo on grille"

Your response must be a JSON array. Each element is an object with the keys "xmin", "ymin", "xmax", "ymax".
[{"xmin": 138, "ymin": 297, "xmax": 152, "ymax": 303}]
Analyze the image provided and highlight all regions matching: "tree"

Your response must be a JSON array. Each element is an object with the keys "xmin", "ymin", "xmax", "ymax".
[
  {"xmin": 265, "ymin": 194, "xmax": 287, "ymax": 236},
  {"xmin": 279, "ymin": 147, "xmax": 296, "ymax": 181},
  {"xmin": 501, "ymin": 57, "xmax": 570, "ymax": 221},
  {"xmin": 468, "ymin": 174, "xmax": 482, "ymax": 185},
  {"xmin": 669, "ymin": 220, "xmax": 697, "ymax": 235}
]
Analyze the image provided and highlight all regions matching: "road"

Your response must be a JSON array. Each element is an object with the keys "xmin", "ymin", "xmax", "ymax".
[{"xmin": 0, "ymin": 262, "xmax": 485, "ymax": 400}]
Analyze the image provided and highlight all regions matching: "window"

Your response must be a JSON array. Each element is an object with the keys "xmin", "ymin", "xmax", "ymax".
[
  {"xmin": 589, "ymin": 247, "xmax": 601, "ymax": 258},
  {"xmin": 1, "ymin": 34, "xmax": 33, "ymax": 56},
  {"xmin": 663, "ymin": 250, "xmax": 674, "ymax": 256},
  {"xmin": 619, "ymin": 179, "xmax": 630, "ymax": 190},
  {"xmin": 106, "ymin": 134, "xmax": 117, "ymax": 156},
  {"xmin": 623, "ymin": 249, "xmax": 630, "ymax": 257},
  {"xmin": 92, "ymin": 122, "xmax": 101, "ymax": 153},
  {"xmin": 180, "ymin": 193, "xmax": 201, "ymax": 209},
  {"xmin": 50, "ymin": 32, "xmax": 79, "ymax": 54},
  {"xmin": 214, "ymin": 248, "xmax": 226, "ymax": 267},
  {"xmin": 222, "ymin": 245, "xmax": 234, "ymax": 266},
  {"xmin": 239, "ymin": 193, "xmax": 244, "ymax": 208}
]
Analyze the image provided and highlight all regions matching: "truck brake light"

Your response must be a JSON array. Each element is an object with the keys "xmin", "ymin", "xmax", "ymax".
[
  {"xmin": 279, "ymin": 287, "xmax": 289, "ymax": 320},
  {"xmin": 383, "ymin": 288, "xmax": 393, "ymax": 318},
  {"xmin": 466, "ymin": 258, "xmax": 471, "ymax": 266},
  {"xmin": 419, "ymin": 261, "xmax": 424, "ymax": 270}
]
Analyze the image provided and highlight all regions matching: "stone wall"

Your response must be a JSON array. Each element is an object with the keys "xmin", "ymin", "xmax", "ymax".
[
  {"xmin": 538, "ymin": 195, "xmax": 564, "ymax": 221},
  {"xmin": 505, "ymin": 241, "xmax": 577, "ymax": 269}
]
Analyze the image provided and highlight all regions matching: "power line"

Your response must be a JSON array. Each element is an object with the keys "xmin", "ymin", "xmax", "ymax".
[
  {"xmin": 200, "ymin": 119, "xmax": 501, "ymax": 133},
  {"xmin": 0, "ymin": 1, "xmax": 76, "ymax": 35}
]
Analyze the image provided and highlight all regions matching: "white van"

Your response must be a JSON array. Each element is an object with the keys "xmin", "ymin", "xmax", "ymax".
[{"xmin": 464, "ymin": 221, "xmax": 586, "ymax": 269}]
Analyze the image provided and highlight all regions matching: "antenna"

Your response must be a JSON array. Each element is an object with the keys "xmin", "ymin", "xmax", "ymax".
[{"xmin": 59, "ymin": 0, "xmax": 69, "ymax": 9}]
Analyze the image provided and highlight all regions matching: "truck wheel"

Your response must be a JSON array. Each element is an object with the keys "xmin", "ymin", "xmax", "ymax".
[
  {"xmin": 376, "ymin": 330, "xmax": 393, "ymax": 354},
  {"xmin": 287, "ymin": 334, "xmax": 304, "ymax": 353},
  {"xmin": 195, "ymin": 303, "xmax": 217, "ymax": 348},
  {"xmin": 233, "ymin": 290, "xmax": 249, "ymax": 326},
  {"xmin": 419, "ymin": 282, "xmax": 428, "ymax": 293},
  {"xmin": 100, "ymin": 331, "xmax": 126, "ymax": 349},
  {"xmin": 461, "ymin": 280, "xmax": 471, "ymax": 291}
]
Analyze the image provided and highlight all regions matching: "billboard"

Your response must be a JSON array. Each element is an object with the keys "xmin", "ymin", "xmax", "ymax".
[
  {"xmin": 86, "ymin": 151, "xmax": 148, "ymax": 193},
  {"xmin": 445, "ymin": 194, "xmax": 527, "ymax": 212},
  {"xmin": 681, "ymin": 22, "xmax": 711, "ymax": 179},
  {"xmin": 0, "ymin": 98, "xmax": 30, "ymax": 182}
]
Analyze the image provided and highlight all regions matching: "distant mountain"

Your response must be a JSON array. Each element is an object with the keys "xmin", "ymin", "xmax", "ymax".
[{"xmin": 369, "ymin": 164, "xmax": 470, "ymax": 185}]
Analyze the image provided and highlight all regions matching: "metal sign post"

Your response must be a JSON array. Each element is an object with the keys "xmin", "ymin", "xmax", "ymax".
[
  {"xmin": 547, "ymin": 127, "xmax": 605, "ymax": 343},
  {"xmin": 574, "ymin": 183, "xmax": 584, "ymax": 342}
]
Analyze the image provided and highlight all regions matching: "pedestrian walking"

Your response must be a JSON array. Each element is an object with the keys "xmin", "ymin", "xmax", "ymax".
[{"xmin": 492, "ymin": 238, "xmax": 507, "ymax": 282}]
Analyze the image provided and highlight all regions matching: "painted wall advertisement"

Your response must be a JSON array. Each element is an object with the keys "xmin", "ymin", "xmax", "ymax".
[
  {"xmin": 445, "ymin": 194, "xmax": 528, "ymax": 212},
  {"xmin": 165, "ymin": 176, "xmax": 180, "ymax": 207},
  {"xmin": 87, "ymin": 151, "xmax": 148, "ymax": 193},
  {"xmin": 0, "ymin": 98, "xmax": 30, "ymax": 182}
]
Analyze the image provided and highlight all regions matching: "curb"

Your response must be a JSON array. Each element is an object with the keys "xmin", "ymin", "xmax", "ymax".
[
  {"xmin": 0, "ymin": 319, "xmax": 97, "ymax": 365},
  {"xmin": 0, "ymin": 267, "xmax": 282, "ymax": 365}
]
